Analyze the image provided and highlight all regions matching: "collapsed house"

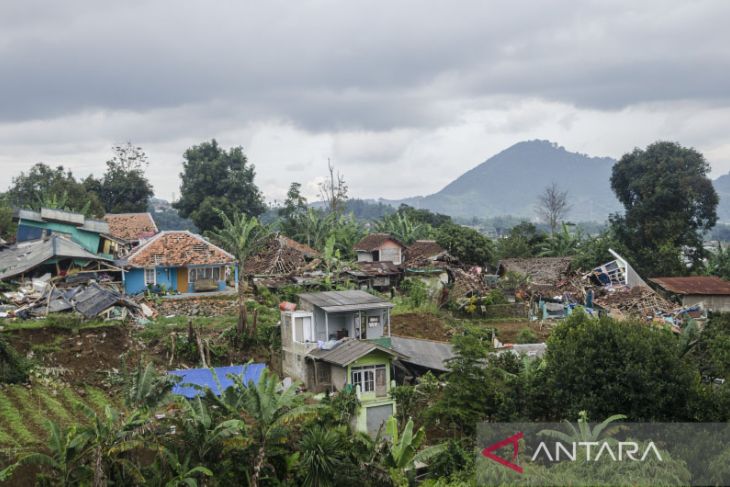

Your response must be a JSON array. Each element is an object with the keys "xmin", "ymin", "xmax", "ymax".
[
  {"xmin": 121, "ymin": 231, "xmax": 236, "ymax": 295},
  {"xmin": 403, "ymin": 240, "xmax": 453, "ymax": 298},
  {"xmin": 0, "ymin": 235, "xmax": 120, "ymax": 282},
  {"xmin": 245, "ymin": 235, "xmax": 323, "ymax": 290},
  {"xmin": 103, "ymin": 212, "xmax": 159, "ymax": 256},
  {"xmin": 344, "ymin": 261, "xmax": 402, "ymax": 291}
]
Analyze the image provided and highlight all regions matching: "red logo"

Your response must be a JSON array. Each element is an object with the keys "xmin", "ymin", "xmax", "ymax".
[{"xmin": 481, "ymin": 432, "xmax": 524, "ymax": 474}]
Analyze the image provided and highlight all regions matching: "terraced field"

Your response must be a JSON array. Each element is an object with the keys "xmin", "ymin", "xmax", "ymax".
[{"xmin": 0, "ymin": 384, "xmax": 116, "ymax": 450}]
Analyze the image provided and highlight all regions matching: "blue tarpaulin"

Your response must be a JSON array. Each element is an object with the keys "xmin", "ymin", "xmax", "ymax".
[{"xmin": 169, "ymin": 363, "xmax": 267, "ymax": 398}]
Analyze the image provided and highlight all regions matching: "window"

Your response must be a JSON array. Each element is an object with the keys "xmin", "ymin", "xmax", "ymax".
[
  {"xmin": 144, "ymin": 268, "xmax": 156, "ymax": 285},
  {"xmin": 189, "ymin": 266, "xmax": 222, "ymax": 282},
  {"xmin": 293, "ymin": 314, "xmax": 314, "ymax": 343},
  {"xmin": 367, "ymin": 316, "xmax": 380, "ymax": 328},
  {"xmin": 351, "ymin": 365, "xmax": 386, "ymax": 395}
]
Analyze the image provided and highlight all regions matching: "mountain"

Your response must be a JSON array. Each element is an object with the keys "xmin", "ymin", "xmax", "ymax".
[
  {"xmin": 384, "ymin": 140, "xmax": 621, "ymax": 222},
  {"xmin": 713, "ymin": 173, "xmax": 730, "ymax": 223}
]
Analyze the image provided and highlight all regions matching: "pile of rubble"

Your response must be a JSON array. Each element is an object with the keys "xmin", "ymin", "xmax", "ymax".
[
  {"xmin": 1, "ymin": 273, "xmax": 145, "ymax": 320},
  {"xmin": 592, "ymin": 285, "xmax": 673, "ymax": 320},
  {"xmin": 153, "ymin": 297, "xmax": 238, "ymax": 317}
]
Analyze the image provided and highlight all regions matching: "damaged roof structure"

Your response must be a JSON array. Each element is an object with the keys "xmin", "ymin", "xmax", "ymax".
[
  {"xmin": 0, "ymin": 235, "xmax": 115, "ymax": 281},
  {"xmin": 404, "ymin": 240, "xmax": 450, "ymax": 268},
  {"xmin": 104, "ymin": 213, "xmax": 159, "ymax": 245},
  {"xmin": 14, "ymin": 208, "xmax": 111, "ymax": 255},
  {"xmin": 498, "ymin": 257, "xmax": 574, "ymax": 292},
  {"xmin": 245, "ymin": 235, "xmax": 320, "ymax": 275},
  {"xmin": 354, "ymin": 233, "xmax": 406, "ymax": 265}
]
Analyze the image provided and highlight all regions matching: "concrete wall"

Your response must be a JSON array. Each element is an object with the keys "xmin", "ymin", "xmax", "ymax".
[
  {"xmin": 124, "ymin": 267, "xmax": 178, "ymax": 294},
  {"xmin": 379, "ymin": 241, "xmax": 402, "ymax": 264},
  {"xmin": 357, "ymin": 250, "xmax": 374, "ymax": 262},
  {"xmin": 281, "ymin": 311, "xmax": 318, "ymax": 383},
  {"xmin": 681, "ymin": 295, "xmax": 730, "ymax": 312}
]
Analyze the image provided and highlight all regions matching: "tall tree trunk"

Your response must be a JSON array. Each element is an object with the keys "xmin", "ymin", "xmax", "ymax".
[
  {"xmin": 237, "ymin": 275, "xmax": 248, "ymax": 342},
  {"xmin": 250, "ymin": 307, "xmax": 258, "ymax": 339},
  {"xmin": 251, "ymin": 444, "xmax": 266, "ymax": 487}
]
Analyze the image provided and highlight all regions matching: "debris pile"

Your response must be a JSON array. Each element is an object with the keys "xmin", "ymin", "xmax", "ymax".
[
  {"xmin": 1, "ymin": 273, "xmax": 143, "ymax": 320},
  {"xmin": 592, "ymin": 285, "xmax": 673, "ymax": 320},
  {"xmin": 152, "ymin": 297, "xmax": 238, "ymax": 317}
]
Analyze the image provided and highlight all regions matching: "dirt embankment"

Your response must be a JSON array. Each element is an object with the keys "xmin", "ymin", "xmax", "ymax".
[
  {"xmin": 6, "ymin": 325, "xmax": 143, "ymax": 386},
  {"xmin": 391, "ymin": 312, "xmax": 454, "ymax": 341}
]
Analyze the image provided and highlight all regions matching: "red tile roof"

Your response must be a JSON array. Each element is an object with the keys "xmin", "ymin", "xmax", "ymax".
[
  {"xmin": 125, "ymin": 231, "xmax": 235, "ymax": 268},
  {"xmin": 650, "ymin": 276, "xmax": 730, "ymax": 295},
  {"xmin": 353, "ymin": 233, "xmax": 405, "ymax": 252},
  {"xmin": 104, "ymin": 213, "xmax": 159, "ymax": 242}
]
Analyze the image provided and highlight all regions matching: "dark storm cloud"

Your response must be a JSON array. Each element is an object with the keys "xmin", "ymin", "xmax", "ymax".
[{"xmin": 1, "ymin": 0, "xmax": 729, "ymax": 131}]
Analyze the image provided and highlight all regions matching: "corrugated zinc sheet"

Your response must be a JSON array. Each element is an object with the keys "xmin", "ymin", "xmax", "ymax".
[
  {"xmin": 390, "ymin": 336, "xmax": 455, "ymax": 372},
  {"xmin": 651, "ymin": 276, "xmax": 730, "ymax": 295},
  {"xmin": 298, "ymin": 290, "xmax": 394, "ymax": 311}
]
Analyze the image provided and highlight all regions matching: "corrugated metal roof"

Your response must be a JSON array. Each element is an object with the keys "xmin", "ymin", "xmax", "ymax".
[
  {"xmin": 650, "ymin": 276, "xmax": 730, "ymax": 295},
  {"xmin": 15, "ymin": 208, "xmax": 109, "ymax": 234},
  {"xmin": 298, "ymin": 290, "xmax": 394, "ymax": 312},
  {"xmin": 0, "ymin": 236, "xmax": 110, "ymax": 280},
  {"xmin": 390, "ymin": 336, "xmax": 455, "ymax": 372},
  {"xmin": 169, "ymin": 364, "xmax": 266, "ymax": 398},
  {"xmin": 308, "ymin": 338, "xmax": 405, "ymax": 367}
]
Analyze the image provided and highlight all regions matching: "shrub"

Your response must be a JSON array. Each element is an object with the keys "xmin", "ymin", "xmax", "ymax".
[{"xmin": 515, "ymin": 327, "xmax": 538, "ymax": 344}]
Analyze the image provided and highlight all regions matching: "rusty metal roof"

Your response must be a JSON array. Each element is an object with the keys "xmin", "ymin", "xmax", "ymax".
[
  {"xmin": 353, "ymin": 233, "xmax": 405, "ymax": 252},
  {"xmin": 650, "ymin": 276, "xmax": 730, "ymax": 295}
]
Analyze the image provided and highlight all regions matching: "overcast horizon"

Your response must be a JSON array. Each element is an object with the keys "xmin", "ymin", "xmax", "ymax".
[{"xmin": 1, "ymin": 1, "xmax": 729, "ymax": 204}]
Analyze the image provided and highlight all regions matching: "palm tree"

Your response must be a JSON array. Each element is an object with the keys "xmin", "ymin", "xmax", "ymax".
[
  {"xmin": 2, "ymin": 421, "xmax": 92, "ymax": 486},
  {"xmin": 77, "ymin": 404, "xmax": 150, "ymax": 487},
  {"xmin": 299, "ymin": 425, "xmax": 348, "ymax": 487},
  {"xmin": 155, "ymin": 447, "xmax": 214, "ymax": 487},
  {"xmin": 375, "ymin": 213, "xmax": 432, "ymax": 245},
  {"xmin": 538, "ymin": 223, "xmax": 583, "ymax": 257},
  {"xmin": 125, "ymin": 362, "xmax": 176, "ymax": 410},
  {"xmin": 209, "ymin": 210, "xmax": 271, "ymax": 340},
  {"xmin": 177, "ymin": 396, "xmax": 247, "ymax": 465},
  {"xmin": 538, "ymin": 410, "xmax": 627, "ymax": 444},
  {"xmin": 209, "ymin": 369, "xmax": 320, "ymax": 486}
]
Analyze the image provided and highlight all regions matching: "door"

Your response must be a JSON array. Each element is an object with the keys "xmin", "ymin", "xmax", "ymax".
[
  {"xmin": 366, "ymin": 404, "xmax": 394, "ymax": 436},
  {"xmin": 375, "ymin": 366, "xmax": 387, "ymax": 397},
  {"xmin": 177, "ymin": 267, "xmax": 188, "ymax": 292}
]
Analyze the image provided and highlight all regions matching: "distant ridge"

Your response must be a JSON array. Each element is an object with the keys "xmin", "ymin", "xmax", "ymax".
[{"xmin": 383, "ymin": 140, "xmax": 621, "ymax": 221}]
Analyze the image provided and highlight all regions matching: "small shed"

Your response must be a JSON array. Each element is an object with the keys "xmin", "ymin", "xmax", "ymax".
[{"xmin": 650, "ymin": 276, "xmax": 730, "ymax": 312}]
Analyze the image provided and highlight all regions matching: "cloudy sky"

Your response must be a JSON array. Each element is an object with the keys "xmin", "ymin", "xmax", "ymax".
[{"xmin": 1, "ymin": 0, "xmax": 729, "ymax": 203}]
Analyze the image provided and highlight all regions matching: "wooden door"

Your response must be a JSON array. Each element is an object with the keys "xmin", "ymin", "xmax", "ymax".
[{"xmin": 177, "ymin": 267, "xmax": 188, "ymax": 292}]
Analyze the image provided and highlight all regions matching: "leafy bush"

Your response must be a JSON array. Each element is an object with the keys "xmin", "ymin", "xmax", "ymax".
[
  {"xmin": 515, "ymin": 327, "xmax": 538, "ymax": 344},
  {"xmin": 0, "ymin": 335, "xmax": 30, "ymax": 383},
  {"xmin": 400, "ymin": 278, "xmax": 429, "ymax": 308}
]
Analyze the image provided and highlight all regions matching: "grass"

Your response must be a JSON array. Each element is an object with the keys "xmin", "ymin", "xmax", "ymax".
[
  {"xmin": 6, "ymin": 387, "xmax": 50, "ymax": 435},
  {"xmin": 0, "ymin": 314, "xmax": 114, "ymax": 332},
  {"xmin": 30, "ymin": 336, "xmax": 64, "ymax": 356},
  {"xmin": 0, "ymin": 392, "xmax": 36, "ymax": 444},
  {"xmin": 0, "ymin": 385, "xmax": 121, "ymax": 447},
  {"xmin": 85, "ymin": 386, "xmax": 113, "ymax": 413}
]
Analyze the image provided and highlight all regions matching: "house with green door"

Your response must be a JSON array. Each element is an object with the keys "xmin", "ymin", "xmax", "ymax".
[
  {"xmin": 280, "ymin": 290, "xmax": 404, "ymax": 435},
  {"xmin": 307, "ymin": 338, "xmax": 405, "ymax": 435}
]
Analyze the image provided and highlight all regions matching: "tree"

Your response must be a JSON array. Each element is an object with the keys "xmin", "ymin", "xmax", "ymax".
[
  {"xmin": 278, "ymin": 182, "xmax": 308, "ymax": 237},
  {"xmin": 374, "ymin": 213, "xmax": 433, "ymax": 244},
  {"xmin": 298, "ymin": 426, "xmax": 348, "ymax": 487},
  {"xmin": 536, "ymin": 182, "xmax": 570, "ymax": 234},
  {"xmin": 538, "ymin": 223, "xmax": 583, "ymax": 257},
  {"xmin": 610, "ymin": 141, "xmax": 718, "ymax": 277},
  {"xmin": 90, "ymin": 143, "xmax": 155, "ymax": 213},
  {"xmin": 0, "ymin": 194, "xmax": 15, "ymax": 241},
  {"xmin": 209, "ymin": 212, "xmax": 271, "ymax": 340},
  {"xmin": 496, "ymin": 221, "xmax": 547, "ymax": 259},
  {"xmin": 397, "ymin": 204, "xmax": 452, "ymax": 228},
  {"xmin": 174, "ymin": 140, "xmax": 267, "ymax": 232},
  {"xmin": 543, "ymin": 311, "xmax": 698, "ymax": 421},
  {"xmin": 7, "ymin": 163, "xmax": 105, "ymax": 217},
  {"xmin": 318, "ymin": 159, "xmax": 348, "ymax": 215},
  {"xmin": 435, "ymin": 223, "xmax": 494, "ymax": 266}
]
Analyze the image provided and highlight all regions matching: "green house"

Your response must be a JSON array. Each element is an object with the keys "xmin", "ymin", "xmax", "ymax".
[
  {"xmin": 14, "ymin": 208, "xmax": 111, "ymax": 256},
  {"xmin": 307, "ymin": 338, "xmax": 406, "ymax": 436}
]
